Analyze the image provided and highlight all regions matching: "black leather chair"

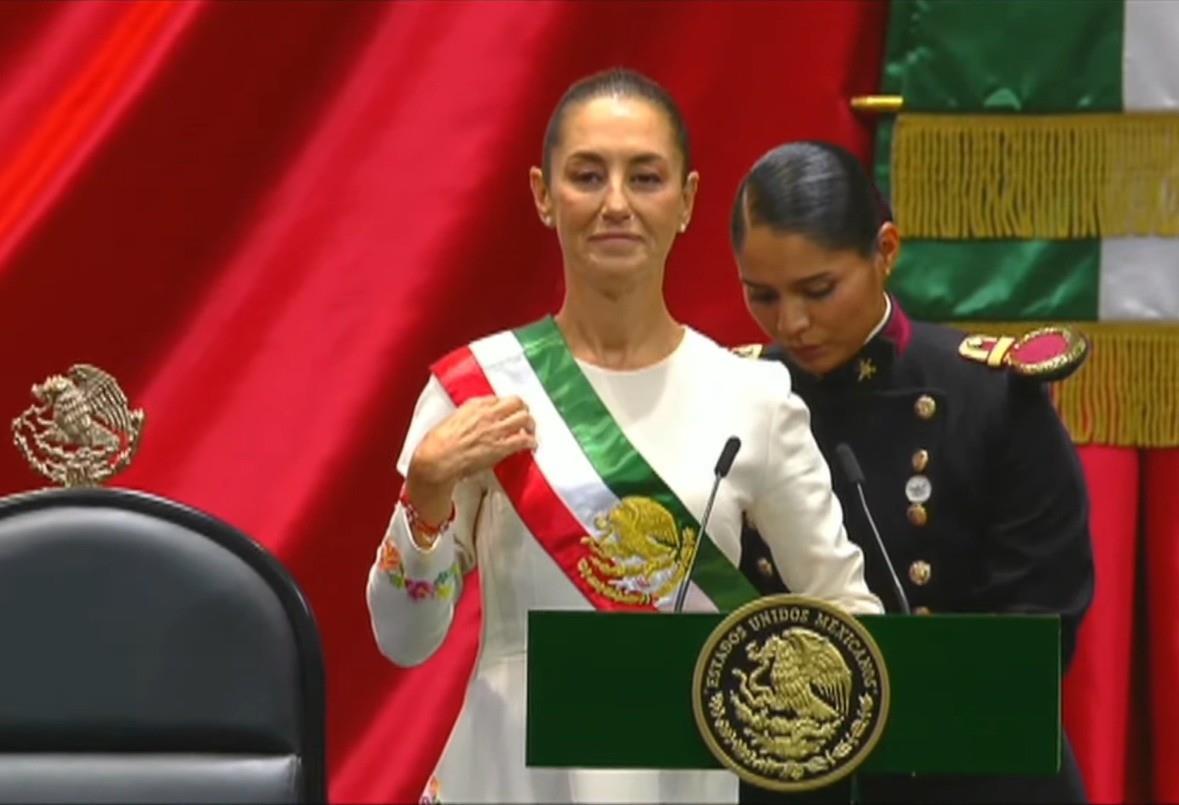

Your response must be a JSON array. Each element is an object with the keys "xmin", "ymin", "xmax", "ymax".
[{"xmin": 0, "ymin": 487, "xmax": 326, "ymax": 803}]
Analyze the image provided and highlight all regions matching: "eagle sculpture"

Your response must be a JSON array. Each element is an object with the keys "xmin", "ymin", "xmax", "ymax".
[
  {"xmin": 34, "ymin": 365, "xmax": 137, "ymax": 450},
  {"xmin": 13, "ymin": 364, "xmax": 145, "ymax": 486}
]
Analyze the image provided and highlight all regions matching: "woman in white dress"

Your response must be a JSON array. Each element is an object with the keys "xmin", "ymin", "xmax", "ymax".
[{"xmin": 366, "ymin": 68, "xmax": 884, "ymax": 804}]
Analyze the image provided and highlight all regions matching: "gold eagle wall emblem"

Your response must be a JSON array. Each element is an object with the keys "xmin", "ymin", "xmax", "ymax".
[{"xmin": 12, "ymin": 364, "xmax": 145, "ymax": 487}]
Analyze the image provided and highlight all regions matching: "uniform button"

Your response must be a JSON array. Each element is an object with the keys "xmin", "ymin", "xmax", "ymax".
[
  {"xmin": 914, "ymin": 395, "xmax": 937, "ymax": 420},
  {"xmin": 907, "ymin": 503, "xmax": 928, "ymax": 526},
  {"xmin": 905, "ymin": 475, "xmax": 932, "ymax": 503},
  {"xmin": 909, "ymin": 560, "xmax": 932, "ymax": 586},
  {"xmin": 912, "ymin": 449, "xmax": 929, "ymax": 472},
  {"xmin": 913, "ymin": 606, "xmax": 932, "ymax": 615},
  {"xmin": 756, "ymin": 557, "xmax": 775, "ymax": 578}
]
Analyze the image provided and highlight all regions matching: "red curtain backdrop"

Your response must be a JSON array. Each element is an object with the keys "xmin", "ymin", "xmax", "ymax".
[{"xmin": 0, "ymin": 2, "xmax": 1171, "ymax": 802}]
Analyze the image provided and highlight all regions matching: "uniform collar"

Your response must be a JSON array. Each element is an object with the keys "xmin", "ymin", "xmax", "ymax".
[
  {"xmin": 864, "ymin": 294, "xmax": 892, "ymax": 344},
  {"xmin": 781, "ymin": 295, "xmax": 912, "ymax": 393}
]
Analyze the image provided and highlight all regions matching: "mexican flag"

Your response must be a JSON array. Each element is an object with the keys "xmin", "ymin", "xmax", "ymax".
[{"xmin": 875, "ymin": 0, "xmax": 1179, "ymax": 447}]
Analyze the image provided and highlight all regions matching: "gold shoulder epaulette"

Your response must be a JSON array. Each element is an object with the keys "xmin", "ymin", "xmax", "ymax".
[
  {"xmin": 730, "ymin": 343, "xmax": 764, "ymax": 359},
  {"xmin": 958, "ymin": 325, "xmax": 1088, "ymax": 382}
]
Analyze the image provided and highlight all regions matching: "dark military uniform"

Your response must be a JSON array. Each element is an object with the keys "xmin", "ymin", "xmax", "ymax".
[{"xmin": 737, "ymin": 299, "xmax": 1094, "ymax": 804}]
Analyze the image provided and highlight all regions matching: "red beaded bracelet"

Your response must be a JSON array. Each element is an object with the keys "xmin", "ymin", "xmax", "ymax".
[{"xmin": 399, "ymin": 485, "xmax": 456, "ymax": 538}]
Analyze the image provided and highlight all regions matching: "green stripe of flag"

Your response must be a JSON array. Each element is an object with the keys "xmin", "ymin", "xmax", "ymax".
[
  {"xmin": 876, "ymin": 0, "xmax": 1119, "ymax": 322},
  {"xmin": 889, "ymin": 239, "xmax": 1100, "ymax": 322},
  {"xmin": 884, "ymin": 0, "xmax": 1124, "ymax": 112}
]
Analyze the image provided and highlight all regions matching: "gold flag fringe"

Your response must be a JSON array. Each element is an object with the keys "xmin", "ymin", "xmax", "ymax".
[
  {"xmin": 952, "ymin": 322, "xmax": 1179, "ymax": 448},
  {"xmin": 896, "ymin": 114, "xmax": 1179, "ymax": 239}
]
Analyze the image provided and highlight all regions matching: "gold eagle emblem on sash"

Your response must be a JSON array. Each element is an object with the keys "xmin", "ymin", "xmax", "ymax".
[{"xmin": 577, "ymin": 497, "xmax": 697, "ymax": 606}]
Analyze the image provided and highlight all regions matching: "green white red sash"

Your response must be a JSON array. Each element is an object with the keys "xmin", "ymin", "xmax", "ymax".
[{"xmin": 430, "ymin": 317, "xmax": 757, "ymax": 613}]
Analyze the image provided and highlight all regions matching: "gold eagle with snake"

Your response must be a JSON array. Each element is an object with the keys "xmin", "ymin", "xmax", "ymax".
[
  {"xmin": 12, "ymin": 364, "xmax": 145, "ymax": 486},
  {"xmin": 731, "ymin": 628, "xmax": 853, "ymax": 760}
]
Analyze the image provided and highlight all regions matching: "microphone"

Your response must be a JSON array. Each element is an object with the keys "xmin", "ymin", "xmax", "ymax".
[
  {"xmin": 673, "ymin": 436, "xmax": 741, "ymax": 613},
  {"xmin": 834, "ymin": 443, "xmax": 911, "ymax": 615}
]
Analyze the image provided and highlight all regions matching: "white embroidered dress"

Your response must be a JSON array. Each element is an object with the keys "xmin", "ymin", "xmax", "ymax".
[{"xmin": 367, "ymin": 325, "xmax": 882, "ymax": 803}]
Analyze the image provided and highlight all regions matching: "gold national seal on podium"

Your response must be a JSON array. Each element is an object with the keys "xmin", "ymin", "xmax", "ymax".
[{"xmin": 692, "ymin": 595, "xmax": 890, "ymax": 792}]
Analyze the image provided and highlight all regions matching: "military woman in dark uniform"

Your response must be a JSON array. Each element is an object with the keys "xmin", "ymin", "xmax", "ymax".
[{"xmin": 729, "ymin": 141, "xmax": 1094, "ymax": 804}]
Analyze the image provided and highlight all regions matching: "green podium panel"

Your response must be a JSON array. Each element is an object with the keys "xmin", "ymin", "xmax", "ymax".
[{"xmin": 526, "ymin": 612, "xmax": 1059, "ymax": 775}]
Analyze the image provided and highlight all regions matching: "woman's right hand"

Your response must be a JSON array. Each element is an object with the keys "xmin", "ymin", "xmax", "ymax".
[{"xmin": 403, "ymin": 396, "xmax": 536, "ymax": 538}]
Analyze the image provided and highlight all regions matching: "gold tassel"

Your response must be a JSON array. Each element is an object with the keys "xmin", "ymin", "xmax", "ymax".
[
  {"xmin": 896, "ymin": 114, "xmax": 1179, "ymax": 239},
  {"xmin": 952, "ymin": 322, "xmax": 1179, "ymax": 448}
]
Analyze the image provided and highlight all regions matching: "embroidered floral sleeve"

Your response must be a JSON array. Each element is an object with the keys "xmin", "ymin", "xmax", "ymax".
[
  {"xmin": 367, "ymin": 475, "xmax": 482, "ymax": 667},
  {"xmin": 377, "ymin": 537, "xmax": 460, "ymax": 602},
  {"xmin": 366, "ymin": 376, "xmax": 482, "ymax": 667}
]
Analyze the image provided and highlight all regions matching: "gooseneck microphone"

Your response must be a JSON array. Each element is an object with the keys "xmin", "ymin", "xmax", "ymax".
[
  {"xmin": 673, "ymin": 436, "xmax": 741, "ymax": 613},
  {"xmin": 834, "ymin": 443, "xmax": 911, "ymax": 615}
]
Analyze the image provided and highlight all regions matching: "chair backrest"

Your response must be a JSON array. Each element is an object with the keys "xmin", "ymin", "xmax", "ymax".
[{"xmin": 0, "ymin": 487, "xmax": 326, "ymax": 803}]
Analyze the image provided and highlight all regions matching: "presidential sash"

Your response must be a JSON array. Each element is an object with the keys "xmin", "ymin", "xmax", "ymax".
[{"xmin": 431, "ymin": 317, "xmax": 758, "ymax": 612}]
